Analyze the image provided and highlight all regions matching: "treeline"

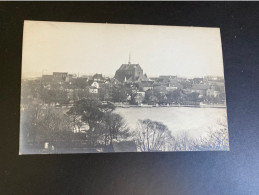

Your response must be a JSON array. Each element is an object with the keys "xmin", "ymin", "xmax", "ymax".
[
  {"xmin": 21, "ymin": 96, "xmax": 229, "ymax": 152},
  {"xmin": 21, "ymin": 98, "xmax": 130, "ymax": 150},
  {"xmin": 21, "ymin": 79, "xmax": 133, "ymax": 105},
  {"xmin": 133, "ymin": 118, "xmax": 229, "ymax": 152}
]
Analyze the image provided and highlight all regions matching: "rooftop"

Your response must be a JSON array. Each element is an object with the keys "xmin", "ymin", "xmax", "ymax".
[
  {"xmin": 192, "ymin": 84, "xmax": 209, "ymax": 90},
  {"xmin": 118, "ymin": 64, "xmax": 142, "ymax": 71}
]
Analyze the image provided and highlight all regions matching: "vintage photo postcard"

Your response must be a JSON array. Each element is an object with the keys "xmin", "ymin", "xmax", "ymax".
[{"xmin": 20, "ymin": 21, "xmax": 229, "ymax": 154}]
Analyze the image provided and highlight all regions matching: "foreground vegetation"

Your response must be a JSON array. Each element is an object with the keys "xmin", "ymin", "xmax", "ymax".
[{"xmin": 20, "ymin": 96, "xmax": 229, "ymax": 153}]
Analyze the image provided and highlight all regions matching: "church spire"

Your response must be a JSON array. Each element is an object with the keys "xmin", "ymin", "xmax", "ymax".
[{"xmin": 128, "ymin": 52, "xmax": 131, "ymax": 65}]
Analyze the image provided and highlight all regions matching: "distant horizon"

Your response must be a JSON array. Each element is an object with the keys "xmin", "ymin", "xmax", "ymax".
[{"xmin": 22, "ymin": 71, "xmax": 224, "ymax": 80}]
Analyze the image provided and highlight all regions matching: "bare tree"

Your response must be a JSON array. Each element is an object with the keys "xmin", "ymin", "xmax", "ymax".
[
  {"xmin": 172, "ymin": 116, "xmax": 229, "ymax": 151},
  {"xmin": 199, "ymin": 116, "xmax": 229, "ymax": 151},
  {"xmin": 133, "ymin": 119, "xmax": 174, "ymax": 152},
  {"xmin": 101, "ymin": 113, "xmax": 130, "ymax": 146},
  {"xmin": 67, "ymin": 106, "xmax": 83, "ymax": 133},
  {"xmin": 172, "ymin": 131, "xmax": 201, "ymax": 151}
]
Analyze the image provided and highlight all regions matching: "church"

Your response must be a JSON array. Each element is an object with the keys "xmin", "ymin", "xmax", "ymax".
[{"xmin": 114, "ymin": 55, "xmax": 148, "ymax": 83}]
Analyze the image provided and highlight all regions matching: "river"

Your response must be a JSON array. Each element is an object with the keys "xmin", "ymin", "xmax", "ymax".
[{"xmin": 113, "ymin": 107, "xmax": 228, "ymax": 139}]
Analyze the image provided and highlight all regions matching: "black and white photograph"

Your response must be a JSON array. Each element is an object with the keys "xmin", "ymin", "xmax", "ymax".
[{"xmin": 20, "ymin": 21, "xmax": 229, "ymax": 154}]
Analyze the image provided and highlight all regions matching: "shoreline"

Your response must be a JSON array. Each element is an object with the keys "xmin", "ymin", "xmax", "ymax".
[{"xmin": 114, "ymin": 104, "xmax": 226, "ymax": 109}]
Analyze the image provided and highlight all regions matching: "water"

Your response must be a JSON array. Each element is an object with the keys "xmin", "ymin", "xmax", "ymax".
[{"xmin": 114, "ymin": 107, "xmax": 227, "ymax": 139}]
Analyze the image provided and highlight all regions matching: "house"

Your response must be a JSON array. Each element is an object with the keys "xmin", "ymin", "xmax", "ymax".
[
  {"xmin": 89, "ymin": 81, "xmax": 100, "ymax": 93},
  {"xmin": 138, "ymin": 81, "xmax": 154, "ymax": 91},
  {"xmin": 92, "ymin": 73, "xmax": 105, "ymax": 82},
  {"xmin": 81, "ymin": 75, "xmax": 92, "ymax": 80},
  {"xmin": 65, "ymin": 74, "xmax": 76, "ymax": 82},
  {"xmin": 42, "ymin": 75, "xmax": 53, "ymax": 82},
  {"xmin": 89, "ymin": 86, "xmax": 98, "ymax": 94},
  {"xmin": 53, "ymin": 72, "xmax": 68, "ymax": 81},
  {"xmin": 166, "ymin": 82, "xmax": 182, "ymax": 91},
  {"xmin": 159, "ymin": 75, "xmax": 177, "ymax": 82},
  {"xmin": 109, "ymin": 78, "xmax": 120, "ymax": 85},
  {"xmin": 191, "ymin": 84, "xmax": 209, "ymax": 96},
  {"xmin": 208, "ymin": 81, "xmax": 225, "ymax": 93},
  {"xmin": 204, "ymin": 76, "xmax": 224, "ymax": 81},
  {"xmin": 91, "ymin": 81, "xmax": 100, "ymax": 89},
  {"xmin": 166, "ymin": 86, "xmax": 178, "ymax": 91},
  {"xmin": 207, "ymin": 89, "xmax": 221, "ymax": 97},
  {"xmin": 153, "ymin": 85, "xmax": 167, "ymax": 94},
  {"xmin": 192, "ymin": 77, "xmax": 204, "ymax": 84}
]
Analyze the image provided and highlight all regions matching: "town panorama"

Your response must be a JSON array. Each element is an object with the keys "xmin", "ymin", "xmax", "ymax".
[{"xmin": 20, "ymin": 58, "xmax": 228, "ymax": 154}]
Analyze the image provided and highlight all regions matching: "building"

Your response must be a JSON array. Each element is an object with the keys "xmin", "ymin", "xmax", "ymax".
[
  {"xmin": 114, "ymin": 56, "xmax": 148, "ymax": 83},
  {"xmin": 191, "ymin": 84, "xmax": 209, "ymax": 96},
  {"xmin": 166, "ymin": 82, "xmax": 183, "ymax": 91},
  {"xmin": 42, "ymin": 75, "xmax": 53, "ymax": 82},
  {"xmin": 153, "ymin": 85, "xmax": 167, "ymax": 94},
  {"xmin": 89, "ymin": 81, "xmax": 100, "ymax": 93},
  {"xmin": 89, "ymin": 86, "xmax": 98, "ymax": 94},
  {"xmin": 159, "ymin": 75, "xmax": 177, "ymax": 82},
  {"xmin": 65, "ymin": 74, "xmax": 76, "ymax": 83},
  {"xmin": 53, "ymin": 72, "xmax": 68, "ymax": 81},
  {"xmin": 207, "ymin": 89, "xmax": 220, "ymax": 97},
  {"xmin": 138, "ymin": 81, "xmax": 154, "ymax": 91},
  {"xmin": 91, "ymin": 81, "xmax": 100, "ymax": 89},
  {"xmin": 92, "ymin": 73, "xmax": 105, "ymax": 82},
  {"xmin": 166, "ymin": 86, "xmax": 178, "ymax": 91}
]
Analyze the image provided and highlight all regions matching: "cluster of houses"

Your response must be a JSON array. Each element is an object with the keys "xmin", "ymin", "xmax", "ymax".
[
  {"xmin": 42, "ymin": 72, "xmax": 107, "ymax": 93},
  {"xmin": 39, "ymin": 60, "xmax": 226, "ymax": 105},
  {"xmin": 113, "ymin": 61, "xmax": 225, "ymax": 105}
]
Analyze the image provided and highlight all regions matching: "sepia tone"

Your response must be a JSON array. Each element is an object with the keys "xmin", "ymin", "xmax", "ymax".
[{"xmin": 20, "ymin": 21, "xmax": 229, "ymax": 154}]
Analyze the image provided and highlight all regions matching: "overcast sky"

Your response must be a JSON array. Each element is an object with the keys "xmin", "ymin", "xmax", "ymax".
[{"xmin": 22, "ymin": 21, "xmax": 225, "ymax": 78}]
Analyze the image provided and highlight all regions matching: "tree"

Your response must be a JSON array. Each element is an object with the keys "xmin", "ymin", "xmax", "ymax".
[
  {"xmin": 133, "ymin": 119, "xmax": 174, "ymax": 152},
  {"xmin": 67, "ymin": 106, "xmax": 83, "ymax": 133},
  {"xmin": 21, "ymin": 105, "xmax": 73, "ymax": 151},
  {"xmin": 71, "ymin": 88, "xmax": 92, "ymax": 102},
  {"xmin": 72, "ymin": 78, "xmax": 88, "ymax": 89},
  {"xmin": 187, "ymin": 92, "xmax": 199, "ymax": 101},
  {"xmin": 199, "ymin": 116, "xmax": 229, "ymax": 151},
  {"xmin": 179, "ymin": 80, "xmax": 192, "ymax": 89},
  {"xmin": 166, "ymin": 89, "xmax": 181, "ymax": 104},
  {"xmin": 21, "ymin": 104, "xmax": 44, "ymax": 143},
  {"xmin": 153, "ymin": 89, "xmax": 168, "ymax": 105},
  {"xmin": 111, "ymin": 85, "xmax": 128, "ymax": 102},
  {"xmin": 54, "ymin": 89, "xmax": 69, "ymax": 105},
  {"xmin": 67, "ymin": 98, "xmax": 115, "ymax": 146},
  {"xmin": 171, "ymin": 131, "xmax": 198, "ymax": 151},
  {"xmin": 172, "ymin": 116, "xmax": 229, "ymax": 151},
  {"xmin": 143, "ymin": 89, "xmax": 158, "ymax": 105},
  {"xmin": 38, "ymin": 107, "xmax": 72, "ymax": 143},
  {"xmin": 102, "ymin": 113, "xmax": 130, "ymax": 146},
  {"xmin": 98, "ymin": 83, "xmax": 111, "ymax": 101}
]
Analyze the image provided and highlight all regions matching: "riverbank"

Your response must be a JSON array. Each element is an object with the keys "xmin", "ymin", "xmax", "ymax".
[{"xmin": 114, "ymin": 103, "xmax": 226, "ymax": 109}]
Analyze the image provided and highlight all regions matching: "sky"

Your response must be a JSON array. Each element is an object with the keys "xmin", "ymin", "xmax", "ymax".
[{"xmin": 22, "ymin": 20, "xmax": 225, "ymax": 78}]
